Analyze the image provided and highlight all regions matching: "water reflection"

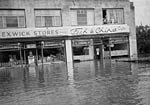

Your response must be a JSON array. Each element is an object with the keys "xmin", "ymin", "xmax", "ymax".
[
  {"xmin": 94, "ymin": 59, "xmax": 112, "ymax": 78},
  {"xmin": 67, "ymin": 62, "xmax": 74, "ymax": 83},
  {"xmin": 0, "ymin": 60, "xmax": 150, "ymax": 105},
  {"xmin": 0, "ymin": 68, "xmax": 11, "ymax": 82}
]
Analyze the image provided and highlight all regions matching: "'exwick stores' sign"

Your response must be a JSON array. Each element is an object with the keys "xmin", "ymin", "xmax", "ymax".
[{"xmin": 0, "ymin": 24, "xmax": 129, "ymax": 39}]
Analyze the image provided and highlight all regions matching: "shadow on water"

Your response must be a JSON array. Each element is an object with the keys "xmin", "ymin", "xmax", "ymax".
[{"xmin": 0, "ymin": 60, "xmax": 150, "ymax": 105}]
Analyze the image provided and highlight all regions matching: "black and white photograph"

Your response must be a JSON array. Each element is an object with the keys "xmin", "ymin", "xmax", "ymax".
[{"xmin": 0, "ymin": 0, "xmax": 150, "ymax": 105}]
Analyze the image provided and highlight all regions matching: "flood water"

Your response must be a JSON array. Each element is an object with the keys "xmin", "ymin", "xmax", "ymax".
[{"xmin": 0, "ymin": 60, "xmax": 150, "ymax": 105}]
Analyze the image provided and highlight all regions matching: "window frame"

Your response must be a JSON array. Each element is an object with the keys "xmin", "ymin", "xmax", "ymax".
[
  {"xmin": 0, "ymin": 9, "xmax": 26, "ymax": 29},
  {"xmin": 102, "ymin": 8, "xmax": 125, "ymax": 25},
  {"xmin": 34, "ymin": 9, "xmax": 62, "ymax": 27},
  {"xmin": 70, "ymin": 8, "xmax": 95, "ymax": 26},
  {"xmin": 77, "ymin": 9, "xmax": 87, "ymax": 26}
]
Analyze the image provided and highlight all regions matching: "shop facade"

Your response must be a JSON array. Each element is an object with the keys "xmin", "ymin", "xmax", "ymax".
[{"xmin": 0, "ymin": 0, "xmax": 137, "ymax": 64}]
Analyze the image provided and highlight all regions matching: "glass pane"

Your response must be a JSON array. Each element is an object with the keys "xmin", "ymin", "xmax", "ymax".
[
  {"xmin": 117, "ymin": 9, "xmax": 124, "ymax": 24},
  {"xmin": 77, "ymin": 10, "xmax": 87, "ymax": 25},
  {"xmin": 73, "ymin": 46, "xmax": 89, "ymax": 55},
  {"xmin": 18, "ymin": 16, "xmax": 25, "ymax": 27},
  {"xmin": 6, "ymin": 16, "xmax": 18, "ymax": 27},
  {"xmin": 0, "ymin": 16, "xmax": 3, "ymax": 28},
  {"xmin": 35, "ymin": 16, "xmax": 42, "ymax": 27},
  {"xmin": 45, "ymin": 16, "xmax": 52, "ymax": 27},
  {"xmin": 52, "ymin": 16, "xmax": 61, "ymax": 26}
]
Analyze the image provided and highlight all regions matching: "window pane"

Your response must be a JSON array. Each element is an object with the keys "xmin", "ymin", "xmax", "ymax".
[
  {"xmin": 87, "ymin": 10, "xmax": 94, "ymax": 25},
  {"xmin": 0, "ymin": 10, "xmax": 24, "ymax": 16},
  {"xmin": 45, "ymin": 16, "xmax": 52, "ymax": 27},
  {"xmin": 18, "ymin": 16, "xmax": 25, "ymax": 27},
  {"xmin": 6, "ymin": 16, "xmax": 18, "ymax": 27},
  {"xmin": 70, "ymin": 10, "xmax": 77, "ymax": 25},
  {"xmin": 77, "ymin": 10, "xmax": 87, "ymax": 25},
  {"xmin": 35, "ymin": 16, "xmax": 42, "ymax": 27},
  {"xmin": 117, "ymin": 9, "xmax": 124, "ymax": 24},
  {"xmin": 0, "ymin": 16, "xmax": 3, "ymax": 28},
  {"xmin": 73, "ymin": 46, "xmax": 89, "ymax": 55},
  {"xmin": 3, "ymin": 17, "xmax": 6, "ymax": 28},
  {"xmin": 52, "ymin": 16, "xmax": 61, "ymax": 26}
]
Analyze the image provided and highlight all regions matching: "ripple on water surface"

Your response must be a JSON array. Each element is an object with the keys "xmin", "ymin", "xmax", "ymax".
[{"xmin": 0, "ymin": 60, "xmax": 150, "ymax": 105}]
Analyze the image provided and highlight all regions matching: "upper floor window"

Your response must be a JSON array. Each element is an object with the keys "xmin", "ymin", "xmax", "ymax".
[
  {"xmin": 70, "ymin": 9, "xmax": 94, "ymax": 26},
  {"xmin": 35, "ymin": 9, "xmax": 61, "ymax": 27},
  {"xmin": 103, "ymin": 9, "xmax": 124, "ymax": 24},
  {"xmin": 0, "ymin": 10, "xmax": 25, "ymax": 28},
  {"xmin": 77, "ymin": 10, "xmax": 87, "ymax": 25}
]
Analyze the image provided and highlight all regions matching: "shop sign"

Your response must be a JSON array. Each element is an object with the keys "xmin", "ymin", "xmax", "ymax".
[
  {"xmin": 0, "ymin": 24, "xmax": 129, "ymax": 39},
  {"xmin": 26, "ymin": 44, "xmax": 36, "ymax": 48},
  {"xmin": 73, "ymin": 40, "xmax": 91, "ymax": 46},
  {"xmin": 0, "ymin": 44, "xmax": 18, "ymax": 49},
  {"xmin": 70, "ymin": 24, "xmax": 129, "ymax": 36},
  {"xmin": 44, "ymin": 42, "xmax": 64, "ymax": 47}
]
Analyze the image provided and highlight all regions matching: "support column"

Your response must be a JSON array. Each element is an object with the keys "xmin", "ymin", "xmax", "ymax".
[
  {"xmin": 128, "ymin": 3, "xmax": 138, "ymax": 60},
  {"xmin": 99, "ymin": 44, "xmax": 104, "ymax": 61},
  {"xmin": 65, "ymin": 39, "xmax": 73, "ymax": 63}
]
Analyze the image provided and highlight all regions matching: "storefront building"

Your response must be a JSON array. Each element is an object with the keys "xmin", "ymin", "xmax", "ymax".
[{"xmin": 0, "ymin": 0, "xmax": 137, "ymax": 63}]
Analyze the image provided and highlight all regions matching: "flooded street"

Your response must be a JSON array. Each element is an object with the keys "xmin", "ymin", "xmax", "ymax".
[{"xmin": 0, "ymin": 60, "xmax": 150, "ymax": 105}]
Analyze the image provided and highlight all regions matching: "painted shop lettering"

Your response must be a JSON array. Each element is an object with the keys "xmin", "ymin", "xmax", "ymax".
[
  {"xmin": 34, "ymin": 30, "xmax": 59, "ymax": 36},
  {"xmin": 71, "ymin": 28, "xmax": 88, "ymax": 35},
  {"xmin": 2, "ymin": 32, "xmax": 30, "ymax": 38},
  {"xmin": 117, "ymin": 26, "xmax": 126, "ymax": 31},
  {"xmin": 95, "ymin": 27, "xmax": 117, "ymax": 33}
]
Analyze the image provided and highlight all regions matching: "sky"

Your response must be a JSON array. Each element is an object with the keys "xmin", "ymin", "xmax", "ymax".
[{"xmin": 130, "ymin": 0, "xmax": 150, "ymax": 26}]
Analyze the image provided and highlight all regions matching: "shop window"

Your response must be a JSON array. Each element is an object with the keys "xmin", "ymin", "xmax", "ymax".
[
  {"xmin": 105, "ymin": 43, "xmax": 127, "ymax": 51},
  {"xmin": 0, "ymin": 10, "xmax": 25, "ymax": 28},
  {"xmin": 70, "ymin": 9, "xmax": 94, "ymax": 26},
  {"xmin": 111, "ymin": 43, "xmax": 127, "ymax": 50},
  {"xmin": 73, "ymin": 46, "xmax": 89, "ymax": 55},
  {"xmin": 103, "ymin": 9, "xmax": 124, "ymax": 24},
  {"xmin": 35, "ymin": 9, "xmax": 61, "ymax": 27}
]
